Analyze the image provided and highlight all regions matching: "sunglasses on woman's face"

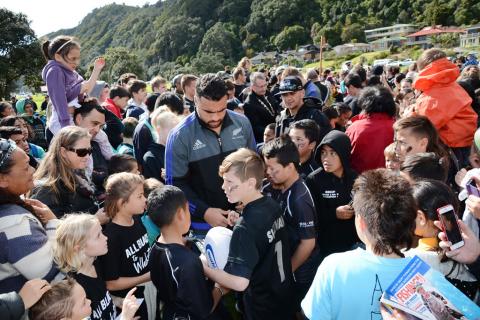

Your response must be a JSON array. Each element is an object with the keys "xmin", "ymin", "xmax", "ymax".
[{"xmin": 66, "ymin": 147, "xmax": 93, "ymax": 157}]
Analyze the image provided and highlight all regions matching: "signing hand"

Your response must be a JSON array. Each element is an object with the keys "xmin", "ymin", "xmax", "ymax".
[
  {"xmin": 204, "ymin": 208, "xmax": 230, "ymax": 227},
  {"xmin": 336, "ymin": 205, "xmax": 354, "ymax": 220}
]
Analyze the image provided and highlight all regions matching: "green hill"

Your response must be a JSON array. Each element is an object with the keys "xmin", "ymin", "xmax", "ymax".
[{"xmin": 45, "ymin": 0, "xmax": 480, "ymax": 79}]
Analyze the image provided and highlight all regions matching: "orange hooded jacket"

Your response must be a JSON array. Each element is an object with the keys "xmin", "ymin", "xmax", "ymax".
[{"xmin": 413, "ymin": 58, "xmax": 477, "ymax": 148}]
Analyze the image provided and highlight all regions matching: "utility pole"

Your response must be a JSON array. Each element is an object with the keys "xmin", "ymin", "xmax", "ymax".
[{"xmin": 319, "ymin": 36, "xmax": 325, "ymax": 74}]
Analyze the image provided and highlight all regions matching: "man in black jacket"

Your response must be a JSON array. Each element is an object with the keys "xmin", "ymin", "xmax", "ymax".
[
  {"xmin": 275, "ymin": 76, "xmax": 331, "ymax": 142},
  {"xmin": 243, "ymin": 72, "xmax": 279, "ymax": 142}
]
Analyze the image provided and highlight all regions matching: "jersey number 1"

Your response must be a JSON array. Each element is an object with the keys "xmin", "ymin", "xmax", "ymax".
[{"xmin": 274, "ymin": 241, "xmax": 285, "ymax": 283}]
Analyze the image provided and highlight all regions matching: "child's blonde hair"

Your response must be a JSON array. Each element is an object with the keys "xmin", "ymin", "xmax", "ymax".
[
  {"xmin": 144, "ymin": 178, "xmax": 164, "ymax": 198},
  {"xmin": 384, "ymin": 142, "xmax": 399, "ymax": 161},
  {"xmin": 54, "ymin": 213, "xmax": 99, "ymax": 273},
  {"xmin": 105, "ymin": 172, "xmax": 144, "ymax": 219},
  {"xmin": 219, "ymin": 148, "xmax": 265, "ymax": 189},
  {"xmin": 29, "ymin": 277, "xmax": 78, "ymax": 320}
]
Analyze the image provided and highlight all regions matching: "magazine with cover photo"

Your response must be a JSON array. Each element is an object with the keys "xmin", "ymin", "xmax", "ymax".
[{"xmin": 380, "ymin": 256, "xmax": 480, "ymax": 320}]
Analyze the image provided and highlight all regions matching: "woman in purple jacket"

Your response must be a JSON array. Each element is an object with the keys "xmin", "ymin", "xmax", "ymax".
[{"xmin": 41, "ymin": 36, "xmax": 105, "ymax": 139}]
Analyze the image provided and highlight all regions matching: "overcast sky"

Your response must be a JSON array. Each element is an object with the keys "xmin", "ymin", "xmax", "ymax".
[{"xmin": 0, "ymin": 0, "xmax": 152, "ymax": 37}]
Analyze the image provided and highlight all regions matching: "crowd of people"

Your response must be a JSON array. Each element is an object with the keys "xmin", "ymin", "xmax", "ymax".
[{"xmin": 1, "ymin": 34, "xmax": 480, "ymax": 320}]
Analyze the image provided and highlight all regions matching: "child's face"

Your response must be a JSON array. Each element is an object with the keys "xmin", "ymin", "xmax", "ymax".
[
  {"xmin": 180, "ymin": 204, "xmax": 191, "ymax": 234},
  {"xmin": 123, "ymin": 183, "xmax": 147, "ymax": 215},
  {"xmin": 289, "ymin": 128, "xmax": 315, "ymax": 160},
  {"xmin": 129, "ymin": 161, "xmax": 140, "ymax": 175},
  {"xmin": 320, "ymin": 145, "xmax": 343, "ymax": 175},
  {"xmin": 264, "ymin": 156, "xmax": 291, "ymax": 185},
  {"xmin": 56, "ymin": 48, "xmax": 81, "ymax": 71},
  {"xmin": 222, "ymin": 170, "xmax": 246, "ymax": 204},
  {"xmin": 83, "ymin": 221, "xmax": 108, "ymax": 258},
  {"xmin": 385, "ymin": 156, "xmax": 401, "ymax": 171},
  {"xmin": 133, "ymin": 88, "xmax": 147, "ymax": 103},
  {"xmin": 70, "ymin": 283, "xmax": 92, "ymax": 319},
  {"xmin": 263, "ymin": 128, "xmax": 275, "ymax": 143},
  {"xmin": 114, "ymin": 96, "xmax": 129, "ymax": 110},
  {"xmin": 394, "ymin": 128, "xmax": 427, "ymax": 161}
]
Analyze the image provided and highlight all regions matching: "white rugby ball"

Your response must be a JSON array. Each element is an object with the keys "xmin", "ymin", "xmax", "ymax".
[{"xmin": 204, "ymin": 226, "xmax": 232, "ymax": 269}]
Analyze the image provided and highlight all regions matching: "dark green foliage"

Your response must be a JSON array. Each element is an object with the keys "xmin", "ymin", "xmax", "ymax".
[
  {"xmin": 0, "ymin": 9, "xmax": 44, "ymax": 98},
  {"xmin": 24, "ymin": 0, "xmax": 480, "ymax": 84}
]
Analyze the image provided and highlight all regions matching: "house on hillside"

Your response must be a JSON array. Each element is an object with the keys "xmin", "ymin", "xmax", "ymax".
[
  {"xmin": 333, "ymin": 43, "xmax": 371, "ymax": 56},
  {"xmin": 406, "ymin": 26, "xmax": 465, "ymax": 49},
  {"xmin": 369, "ymin": 36, "xmax": 408, "ymax": 51},
  {"xmin": 250, "ymin": 51, "xmax": 278, "ymax": 65},
  {"xmin": 460, "ymin": 24, "xmax": 480, "ymax": 48},
  {"xmin": 365, "ymin": 24, "xmax": 417, "ymax": 50},
  {"xmin": 298, "ymin": 44, "xmax": 331, "ymax": 62}
]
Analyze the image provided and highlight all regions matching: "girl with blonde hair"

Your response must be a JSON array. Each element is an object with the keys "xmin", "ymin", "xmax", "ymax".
[
  {"xmin": 29, "ymin": 277, "xmax": 139, "ymax": 320},
  {"xmin": 55, "ymin": 213, "xmax": 119, "ymax": 319}
]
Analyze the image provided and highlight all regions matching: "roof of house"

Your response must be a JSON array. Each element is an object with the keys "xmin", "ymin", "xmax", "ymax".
[
  {"xmin": 365, "ymin": 24, "xmax": 417, "ymax": 33},
  {"xmin": 334, "ymin": 43, "xmax": 370, "ymax": 50},
  {"xmin": 466, "ymin": 23, "xmax": 480, "ymax": 30},
  {"xmin": 406, "ymin": 26, "xmax": 465, "ymax": 37}
]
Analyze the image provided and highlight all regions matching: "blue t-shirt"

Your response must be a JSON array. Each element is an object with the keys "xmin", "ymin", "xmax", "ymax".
[{"xmin": 301, "ymin": 248, "xmax": 411, "ymax": 320}]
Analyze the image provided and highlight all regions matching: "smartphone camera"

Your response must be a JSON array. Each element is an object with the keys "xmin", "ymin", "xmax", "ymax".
[{"xmin": 436, "ymin": 204, "xmax": 464, "ymax": 250}]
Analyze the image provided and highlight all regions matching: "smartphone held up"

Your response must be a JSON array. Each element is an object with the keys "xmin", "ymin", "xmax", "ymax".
[{"xmin": 436, "ymin": 204, "xmax": 464, "ymax": 250}]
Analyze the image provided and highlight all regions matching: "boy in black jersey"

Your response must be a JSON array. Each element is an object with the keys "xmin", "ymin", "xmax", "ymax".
[
  {"xmin": 203, "ymin": 148, "xmax": 294, "ymax": 320},
  {"xmin": 262, "ymin": 136, "xmax": 319, "ymax": 311},
  {"xmin": 147, "ymin": 185, "xmax": 224, "ymax": 320}
]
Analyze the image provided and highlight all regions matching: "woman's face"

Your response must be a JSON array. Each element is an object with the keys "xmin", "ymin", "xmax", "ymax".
[
  {"xmin": 14, "ymin": 119, "xmax": 29, "ymax": 139},
  {"xmin": 24, "ymin": 104, "xmax": 34, "ymax": 115},
  {"xmin": 1, "ymin": 104, "xmax": 15, "ymax": 117},
  {"xmin": 0, "ymin": 148, "xmax": 35, "ymax": 196},
  {"xmin": 61, "ymin": 137, "xmax": 91, "ymax": 170}
]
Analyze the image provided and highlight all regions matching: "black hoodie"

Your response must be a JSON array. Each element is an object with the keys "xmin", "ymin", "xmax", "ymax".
[{"xmin": 305, "ymin": 130, "xmax": 359, "ymax": 258}]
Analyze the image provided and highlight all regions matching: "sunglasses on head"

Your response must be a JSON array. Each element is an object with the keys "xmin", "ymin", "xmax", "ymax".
[
  {"xmin": 66, "ymin": 147, "xmax": 93, "ymax": 157},
  {"xmin": 0, "ymin": 139, "xmax": 17, "ymax": 169}
]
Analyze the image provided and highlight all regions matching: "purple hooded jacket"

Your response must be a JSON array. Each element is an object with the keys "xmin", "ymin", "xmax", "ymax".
[{"xmin": 41, "ymin": 60, "xmax": 83, "ymax": 127}]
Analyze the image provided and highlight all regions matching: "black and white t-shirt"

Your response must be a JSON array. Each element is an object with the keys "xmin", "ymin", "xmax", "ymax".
[
  {"xmin": 149, "ymin": 242, "xmax": 217, "ymax": 320},
  {"xmin": 72, "ymin": 264, "xmax": 117, "ymax": 320},
  {"xmin": 225, "ymin": 196, "xmax": 294, "ymax": 320},
  {"xmin": 100, "ymin": 216, "xmax": 150, "ymax": 298},
  {"xmin": 278, "ymin": 178, "xmax": 319, "ymax": 283}
]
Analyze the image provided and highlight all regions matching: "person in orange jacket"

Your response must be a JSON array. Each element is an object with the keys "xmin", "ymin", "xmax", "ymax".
[{"xmin": 407, "ymin": 49, "xmax": 477, "ymax": 166}]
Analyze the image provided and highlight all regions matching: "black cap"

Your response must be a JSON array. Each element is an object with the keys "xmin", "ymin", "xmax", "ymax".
[{"xmin": 276, "ymin": 76, "xmax": 304, "ymax": 95}]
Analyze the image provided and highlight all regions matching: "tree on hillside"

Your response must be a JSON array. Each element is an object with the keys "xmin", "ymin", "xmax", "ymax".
[
  {"xmin": 274, "ymin": 25, "xmax": 309, "ymax": 51},
  {"xmin": 341, "ymin": 22, "xmax": 366, "ymax": 43},
  {"xmin": 90, "ymin": 47, "xmax": 144, "ymax": 84},
  {"xmin": 424, "ymin": 0, "xmax": 454, "ymax": 26},
  {"xmin": 191, "ymin": 52, "xmax": 226, "ymax": 74},
  {"xmin": 454, "ymin": 0, "xmax": 480, "ymax": 26},
  {"xmin": 0, "ymin": 9, "xmax": 43, "ymax": 98},
  {"xmin": 198, "ymin": 22, "xmax": 243, "ymax": 61},
  {"xmin": 152, "ymin": 16, "xmax": 204, "ymax": 62}
]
